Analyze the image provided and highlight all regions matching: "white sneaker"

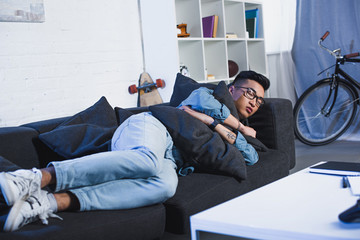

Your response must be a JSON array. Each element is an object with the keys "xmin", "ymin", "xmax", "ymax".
[
  {"xmin": 0, "ymin": 168, "xmax": 42, "ymax": 206},
  {"xmin": 3, "ymin": 190, "xmax": 63, "ymax": 232}
]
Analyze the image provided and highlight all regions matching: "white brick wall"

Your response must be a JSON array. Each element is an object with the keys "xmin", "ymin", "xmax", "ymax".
[{"xmin": 0, "ymin": 0, "xmax": 145, "ymax": 127}]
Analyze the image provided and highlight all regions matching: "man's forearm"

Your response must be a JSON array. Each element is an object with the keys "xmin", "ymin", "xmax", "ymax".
[
  {"xmin": 223, "ymin": 114, "xmax": 256, "ymax": 138},
  {"xmin": 212, "ymin": 122, "xmax": 237, "ymax": 144}
]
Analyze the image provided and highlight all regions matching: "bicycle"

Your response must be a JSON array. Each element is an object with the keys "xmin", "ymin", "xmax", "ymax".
[{"xmin": 293, "ymin": 31, "xmax": 360, "ymax": 146}]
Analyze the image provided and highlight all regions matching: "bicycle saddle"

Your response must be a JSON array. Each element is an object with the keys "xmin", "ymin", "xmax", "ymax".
[{"xmin": 339, "ymin": 199, "xmax": 360, "ymax": 223}]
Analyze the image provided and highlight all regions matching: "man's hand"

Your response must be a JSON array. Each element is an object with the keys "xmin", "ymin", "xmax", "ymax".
[
  {"xmin": 179, "ymin": 106, "xmax": 214, "ymax": 125},
  {"xmin": 223, "ymin": 115, "xmax": 257, "ymax": 138},
  {"xmin": 238, "ymin": 123, "xmax": 256, "ymax": 138}
]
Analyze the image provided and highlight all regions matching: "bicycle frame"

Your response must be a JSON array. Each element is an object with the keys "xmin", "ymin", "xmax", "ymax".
[
  {"xmin": 321, "ymin": 64, "xmax": 360, "ymax": 117},
  {"xmin": 318, "ymin": 34, "xmax": 360, "ymax": 116},
  {"xmin": 336, "ymin": 59, "xmax": 360, "ymax": 92}
]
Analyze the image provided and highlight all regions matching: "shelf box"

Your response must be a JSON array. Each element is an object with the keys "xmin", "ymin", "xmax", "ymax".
[
  {"xmin": 204, "ymin": 40, "xmax": 227, "ymax": 80},
  {"xmin": 245, "ymin": 3, "xmax": 264, "ymax": 39},
  {"xmin": 175, "ymin": 0, "xmax": 202, "ymax": 38},
  {"xmin": 227, "ymin": 40, "xmax": 248, "ymax": 77},
  {"xmin": 178, "ymin": 39, "xmax": 205, "ymax": 80},
  {"xmin": 201, "ymin": 0, "xmax": 225, "ymax": 38},
  {"xmin": 224, "ymin": 1, "xmax": 246, "ymax": 38}
]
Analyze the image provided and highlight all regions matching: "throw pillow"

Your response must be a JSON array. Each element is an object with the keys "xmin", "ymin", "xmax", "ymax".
[
  {"xmin": 59, "ymin": 96, "xmax": 117, "ymax": 128},
  {"xmin": 149, "ymin": 105, "xmax": 247, "ymax": 180},
  {"xmin": 39, "ymin": 97, "xmax": 118, "ymax": 159},
  {"xmin": 114, "ymin": 107, "xmax": 134, "ymax": 125},
  {"xmin": 212, "ymin": 80, "xmax": 239, "ymax": 120},
  {"xmin": 169, "ymin": 73, "xmax": 215, "ymax": 107}
]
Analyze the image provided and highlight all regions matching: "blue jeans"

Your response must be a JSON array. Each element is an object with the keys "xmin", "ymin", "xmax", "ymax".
[{"xmin": 49, "ymin": 112, "xmax": 178, "ymax": 211}]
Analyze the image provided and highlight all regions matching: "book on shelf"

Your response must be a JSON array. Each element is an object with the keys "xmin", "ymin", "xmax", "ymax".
[
  {"xmin": 207, "ymin": 74, "xmax": 215, "ymax": 80},
  {"xmin": 309, "ymin": 161, "xmax": 360, "ymax": 176},
  {"xmin": 212, "ymin": 15, "xmax": 219, "ymax": 38},
  {"xmin": 202, "ymin": 15, "xmax": 214, "ymax": 38},
  {"xmin": 202, "ymin": 15, "xmax": 218, "ymax": 38},
  {"xmin": 245, "ymin": 8, "xmax": 259, "ymax": 38},
  {"xmin": 226, "ymin": 33, "xmax": 238, "ymax": 38}
]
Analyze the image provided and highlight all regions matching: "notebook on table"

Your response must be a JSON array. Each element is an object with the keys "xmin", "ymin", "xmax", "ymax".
[{"xmin": 309, "ymin": 161, "xmax": 360, "ymax": 176}]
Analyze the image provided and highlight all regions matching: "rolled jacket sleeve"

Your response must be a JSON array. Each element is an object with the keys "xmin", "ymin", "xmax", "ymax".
[
  {"xmin": 178, "ymin": 87, "xmax": 230, "ymax": 122},
  {"xmin": 234, "ymin": 133, "xmax": 259, "ymax": 165}
]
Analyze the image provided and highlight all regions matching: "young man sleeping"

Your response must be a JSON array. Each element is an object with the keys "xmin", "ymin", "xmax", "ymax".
[{"xmin": 0, "ymin": 70, "xmax": 269, "ymax": 232}]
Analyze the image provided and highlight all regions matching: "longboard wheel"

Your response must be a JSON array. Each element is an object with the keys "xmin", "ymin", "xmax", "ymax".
[
  {"xmin": 156, "ymin": 79, "xmax": 165, "ymax": 89},
  {"xmin": 128, "ymin": 84, "xmax": 138, "ymax": 94}
]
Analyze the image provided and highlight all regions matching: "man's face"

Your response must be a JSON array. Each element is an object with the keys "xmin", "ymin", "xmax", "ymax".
[{"xmin": 229, "ymin": 79, "xmax": 265, "ymax": 119}]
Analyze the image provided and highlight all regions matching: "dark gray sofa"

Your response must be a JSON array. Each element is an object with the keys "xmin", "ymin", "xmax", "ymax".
[{"xmin": 0, "ymin": 95, "xmax": 295, "ymax": 240}]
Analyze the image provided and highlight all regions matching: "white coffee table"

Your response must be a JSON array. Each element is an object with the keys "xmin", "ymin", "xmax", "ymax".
[{"xmin": 190, "ymin": 166, "xmax": 360, "ymax": 240}]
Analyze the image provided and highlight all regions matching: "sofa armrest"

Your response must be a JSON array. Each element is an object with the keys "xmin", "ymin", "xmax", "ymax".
[
  {"xmin": 248, "ymin": 98, "xmax": 295, "ymax": 169},
  {"xmin": 0, "ymin": 127, "xmax": 41, "ymax": 169}
]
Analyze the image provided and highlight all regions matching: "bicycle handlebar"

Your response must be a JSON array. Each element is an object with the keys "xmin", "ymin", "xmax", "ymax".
[
  {"xmin": 318, "ymin": 31, "xmax": 337, "ymax": 57},
  {"xmin": 345, "ymin": 52, "xmax": 360, "ymax": 59},
  {"xmin": 320, "ymin": 31, "xmax": 330, "ymax": 41},
  {"xmin": 319, "ymin": 31, "xmax": 360, "ymax": 60}
]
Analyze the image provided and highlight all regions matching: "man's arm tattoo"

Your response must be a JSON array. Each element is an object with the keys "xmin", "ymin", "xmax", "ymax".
[{"xmin": 226, "ymin": 131, "xmax": 237, "ymax": 141}]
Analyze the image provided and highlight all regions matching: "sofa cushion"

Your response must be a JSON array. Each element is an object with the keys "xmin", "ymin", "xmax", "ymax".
[
  {"xmin": 246, "ymin": 149, "xmax": 289, "ymax": 190},
  {"xmin": 39, "ymin": 97, "xmax": 118, "ymax": 159},
  {"xmin": 0, "ymin": 204, "xmax": 166, "ymax": 240},
  {"xmin": 149, "ymin": 105, "xmax": 247, "ymax": 180},
  {"xmin": 164, "ymin": 173, "xmax": 243, "ymax": 234},
  {"xmin": 248, "ymin": 98, "xmax": 295, "ymax": 168},
  {"xmin": 169, "ymin": 73, "xmax": 215, "ymax": 107}
]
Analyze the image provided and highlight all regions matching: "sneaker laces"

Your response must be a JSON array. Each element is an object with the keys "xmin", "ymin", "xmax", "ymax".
[{"xmin": 20, "ymin": 195, "xmax": 63, "ymax": 228}]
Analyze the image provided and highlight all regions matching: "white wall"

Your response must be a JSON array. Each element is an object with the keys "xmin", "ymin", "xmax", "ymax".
[
  {"xmin": 139, "ymin": 0, "xmax": 179, "ymax": 102},
  {"xmin": 262, "ymin": 0, "xmax": 296, "ymax": 54},
  {"xmin": 0, "ymin": 0, "xmax": 143, "ymax": 127},
  {"xmin": 0, "ymin": 0, "xmax": 298, "ymax": 127},
  {"xmin": 262, "ymin": 0, "xmax": 297, "ymax": 104}
]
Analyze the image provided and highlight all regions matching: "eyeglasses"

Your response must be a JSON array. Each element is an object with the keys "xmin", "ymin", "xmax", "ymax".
[{"xmin": 234, "ymin": 86, "xmax": 265, "ymax": 107}]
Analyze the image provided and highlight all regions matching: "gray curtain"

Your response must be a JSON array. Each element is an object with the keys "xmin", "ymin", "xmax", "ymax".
[{"xmin": 292, "ymin": 0, "xmax": 360, "ymax": 140}]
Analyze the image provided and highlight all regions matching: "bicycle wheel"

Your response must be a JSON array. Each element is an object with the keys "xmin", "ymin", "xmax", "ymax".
[{"xmin": 294, "ymin": 78, "xmax": 358, "ymax": 146}]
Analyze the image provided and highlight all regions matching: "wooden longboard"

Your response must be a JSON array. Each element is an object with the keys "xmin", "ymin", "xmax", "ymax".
[{"xmin": 128, "ymin": 72, "xmax": 165, "ymax": 107}]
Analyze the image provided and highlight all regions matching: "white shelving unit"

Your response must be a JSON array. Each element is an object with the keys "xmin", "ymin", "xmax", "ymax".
[{"xmin": 175, "ymin": 0, "xmax": 267, "ymax": 83}]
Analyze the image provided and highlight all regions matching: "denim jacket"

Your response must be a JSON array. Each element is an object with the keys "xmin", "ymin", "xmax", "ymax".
[{"xmin": 178, "ymin": 87, "xmax": 258, "ymax": 165}]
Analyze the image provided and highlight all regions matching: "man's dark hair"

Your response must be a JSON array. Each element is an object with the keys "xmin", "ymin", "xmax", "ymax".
[{"xmin": 232, "ymin": 70, "xmax": 270, "ymax": 90}]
